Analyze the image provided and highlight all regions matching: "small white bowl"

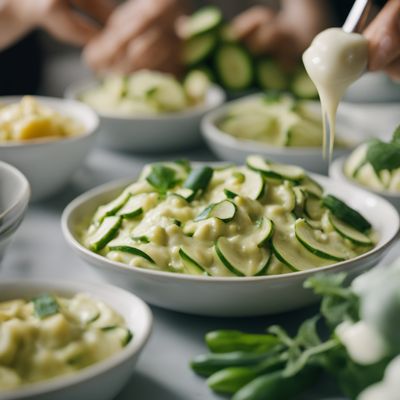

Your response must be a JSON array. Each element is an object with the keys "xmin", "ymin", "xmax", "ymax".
[
  {"xmin": 0, "ymin": 96, "xmax": 99, "ymax": 202},
  {"xmin": 0, "ymin": 279, "xmax": 152, "ymax": 400},
  {"xmin": 201, "ymin": 94, "xmax": 361, "ymax": 174},
  {"xmin": 330, "ymin": 157, "xmax": 400, "ymax": 211},
  {"xmin": 61, "ymin": 169, "xmax": 399, "ymax": 317},
  {"xmin": 0, "ymin": 161, "xmax": 30, "ymax": 265},
  {"xmin": 65, "ymin": 80, "xmax": 226, "ymax": 153}
]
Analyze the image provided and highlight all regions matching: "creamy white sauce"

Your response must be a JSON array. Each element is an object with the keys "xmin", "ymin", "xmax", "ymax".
[{"xmin": 303, "ymin": 28, "xmax": 368, "ymax": 157}]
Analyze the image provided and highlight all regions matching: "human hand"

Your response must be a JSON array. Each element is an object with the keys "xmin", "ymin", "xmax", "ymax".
[
  {"xmin": 83, "ymin": 0, "xmax": 185, "ymax": 75},
  {"xmin": 0, "ymin": 0, "xmax": 116, "ymax": 49},
  {"xmin": 231, "ymin": 0, "xmax": 333, "ymax": 69},
  {"xmin": 364, "ymin": 0, "xmax": 400, "ymax": 80}
]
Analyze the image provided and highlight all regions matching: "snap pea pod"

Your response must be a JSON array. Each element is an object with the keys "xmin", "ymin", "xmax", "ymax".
[
  {"xmin": 207, "ymin": 351, "xmax": 287, "ymax": 394},
  {"xmin": 232, "ymin": 366, "xmax": 319, "ymax": 400},
  {"xmin": 191, "ymin": 350, "xmax": 278, "ymax": 377},
  {"xmin": 206, "ymin": 330, "xmax": 280, "ymax": 353}
]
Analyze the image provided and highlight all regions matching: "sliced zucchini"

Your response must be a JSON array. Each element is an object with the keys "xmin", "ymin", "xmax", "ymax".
[
  {"xmin": 102, "ymin": 326, "xmax": 133, "ymax": 347},
  {"xmin": 322, "ymin": 195, "xmax": 372, "ymax": 232},
  {"xmin": 88, "ymin": 216, "xmax": 122, "ymax": 252},
  {"xmin": 299, "ymin": 176, "xmax": 323, "ymax": 197},
  {"xmin": 94, "ymin": 192, "xmax": 130, "ymax": 222},
  {"xmin": 254, "ymin": 217, "xmax": 274, "ymax": 247},
  {"xmin": 304, "ymin": 194, "xmax": 324, "ymax": 220},
  {"xmin": 268, "ymin": 181, "xmax": 296, "ymax": 211},
  {"xmin": 117, "ymin": 193, "xmax": 148, "ymax": 219},
  {"xmin": 293, "ymin": 187, "xmax": 306, "ymax": 217},
  {"xmin": 224, "ymin": 188, "xmax": 238, "ymax": 199},
  {"xmin": 184, "ymin": 33, "xmax": 217, "ymax": 66},
  {"xmin": 294, "ymin": 219, "xmax": 347, "ymax": 261},
  {"xmin": 107, "ymin": 245, "xmax": 155, "ymax": 264},
  {"xmin": 272, "ymin": 231, "xmax": 329, "ymax": 272},
  {"xmin": 238, "ymin": 169, "xmax": 265, "ymax": 200},
  {"xmin": 256, "ymin": 59, "xmax": 288, "ymax": 91},
  {"xmin": 329, "ymin": 213, "xmax": 373, "ymax": 246},
  {"xmin": 291, "ymin": 67, "xmax": 318, "ymax": 99},
  {"xmin": 215, "ymin": 237, "xmax": 271, "ymax": 276},
  {"xmin": 130, "ymin": 236, "xmax": 150, "ymax": 244},
  {"xmin": 184, "ymin": 69, "xmax": 210, "ymax": 102},
  {"xmin": 169, "ymin": 188, "xmax": 195, "ymax": 202},
  {"xmin": 69, "ymin": 297, "xmax": 100, "ymax": 324},
  {"xmin": 183, "ymin": 166, "xmax": 213, "ymax": 197},
  {"xmin": 179, "ymin": 248, "xmax": 209, "ymax": 275},
  {"xmin": 214, "ymin": 44, "xmax": 253, "ymax": 90},
  {"xmin": 182, "ymin": 6, "xmax": 222, "ymax": 38},
  {"xmin": 195, "ymin": 200, "xmax": 237, "ymax": 223},
  {"xmin": 247, "ymin": 155, "xmax": 305, "ymax": 181}
]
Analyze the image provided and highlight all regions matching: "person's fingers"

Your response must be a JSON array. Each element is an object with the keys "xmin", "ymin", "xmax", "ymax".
[
  {"xmin": 364, "ymin": 0, "xmax": 400, "ymax": 71},
  {"xmin": 40, "ymin": 2, "xmax": 99, "ymax": 45},
  {"xmin": 384, "ymin": 56, "xmax": 400, "ymax": 81},
  {"xmin": 72, "ymin": 0, "xmax": 117, "ymax": 25},
  {"xmin": 243, "ymin": 20, "xmax": 282, "ymax": 55},
  {"xmin": 231, "ymin": 6, "xmax": 276, "ymax": 40}
]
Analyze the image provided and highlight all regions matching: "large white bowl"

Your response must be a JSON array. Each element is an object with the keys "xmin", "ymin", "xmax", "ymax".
[
  {"xmin": 201, "ymin": 94, "xmax": 363, "ymax": 174},
  {"xmin": 0, "ymin": 96, "xmax": 99, "ymax": 201},
  {"xmin": 65, "ymin": 80, "xmax": 226, "ymax": 153},
  {"xmin": 330, "ymin": 157, "xmax": 400, "ymax": 211},
  {"xmin": 0, "ymin": 161, "xmax": 30, "ymax": 265},
  {"xmin": 0, "ymin": 279, "xmax": 152, "ymax": 400},
  {"xmin": 61, "ymin": 168, "xmax": 400, "ymax": 317}
]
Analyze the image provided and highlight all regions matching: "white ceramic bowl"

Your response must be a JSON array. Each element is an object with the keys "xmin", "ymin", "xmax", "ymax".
[
  {"xmin": 0, "ymin": 96, "xmax": 99, "ymax": 201},
  {"xmin": 330, "ymin": 157, "xmax": 400, "ymax": 211},
  {"xmin": 201, "ymin": 94, "xmax": 363, "ymax": 174},
  {"xmin": 61, "ymin": 169, "xmax": 399, "ymax": 317},
  {"xmin": 0, "ymin": 161, "xmax": 30, "ymax": 265},
  {"xmin": 0, "ymin": 279, "xmax": 152, "ymax": 400},
  {"xmin": 65, "ymin": 80, "xmax": 226, "ymax": 153}
]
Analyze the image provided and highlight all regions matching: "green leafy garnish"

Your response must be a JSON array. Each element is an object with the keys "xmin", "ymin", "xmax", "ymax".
[
  {"xmin": 32, "ymin": 293, "xmax": 60, "ymax": 319},
  {"xmin": 146, "ymin": 164, "xmax": 178, "ymax": 194}
]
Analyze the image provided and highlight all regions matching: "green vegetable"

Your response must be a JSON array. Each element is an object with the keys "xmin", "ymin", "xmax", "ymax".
[
  {"xmin": 32, "ymin": 294, "xmax": 60, "ymax": 319},
  {"xmin": 107, "ymin": 245, "xmax": 155, "ymax": 264},
  {"xmin": 195, "ymin": 200, "xmax": 237, "ymax": 223},
  {"xmin": 322, "ymin": 195, "xmax": 371, "ymax": 232},
  {"xmin": 146, "ymin": 164, "xmax": 178, "ymax": 194},
  {"xmin": 183, "ymin": 166, "xmax": 213, "ymax": 198}
]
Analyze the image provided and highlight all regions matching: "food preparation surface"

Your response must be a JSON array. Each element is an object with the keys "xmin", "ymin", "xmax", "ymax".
[{"xmin": 2, "ymin": 147, "xmax": 399, "ymax": 400}]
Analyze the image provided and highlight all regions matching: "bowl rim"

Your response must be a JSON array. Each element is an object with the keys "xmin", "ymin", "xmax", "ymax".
[
  {"xmin": 330, "ymin": 156, "xmax": 400, "ymax": 199},
  {"xmin": 65, "ymin": 79, "xmax": 226, "ymax": 121},
  {"xmin": 0, "ymin": 95, "xmax": 99, "ymax": 149},
  {"xmin": 0, "ymin": 160, "xmax": 30, "ymax": 221},
  {"xmin": 61, "ymin": 168, "xmax": 400, "ymax": 284},
  {"xmin": 0, "ymin": 279, "xmax": 152, "ymax": 400},
  {"xmin": 201, "ymin": 93, "xmax": 360, "ymax": 155}
]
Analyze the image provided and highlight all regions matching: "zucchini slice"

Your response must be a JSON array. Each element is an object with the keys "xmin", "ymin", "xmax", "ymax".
[
  {"xmin": 215, "ymin": 237, "xmax": 271, "ymax": 276},
  {"xmin": 183, "ymin": 166, "xmax": 214, "ymax": 197},
  {"xmin": 247, "ymin": 155, "xmax": 305, "ymax": 181},
  {"xmin": 179, "ymin": 248, "xmax": 209, "ymax": 275},
  {"xmin": 182, "ymin": 6, "xmax": 222, "ymax": 38},
  {"xmin": 169, "ymin": 188, "xmax": 195, "ymax": 202},
  {"xmin": 272, "ymin": 232, "xmax": 330, "ymax": 272},
  {"xmin": 299, "ymin": 176, "xmax": 323, "ymax": 198},
  {"xmin": 214, "ymin": 44, "xmax": 253, "ymax": 90},
  {"xmin": 290, "ymin": 67, "xmax": 318, "ymax": 100},
  {"xmin": 102, "ymin": 326, "xmax": 133, "ymax": 347},
  {"xmin": 107, "ymin": 245, "xmax": 155, "ymax": 264},
  {"xmin": 184, "ymin": 33, "xmax": 217, "ymax": 66},
  {"xmin": 322, "ymin": 195, "xmax": 372, "ymax": 232},
  {"xmin": 94, "ymin": 192, "xmax": 130, "ymax": 222},
  {"xmin": 329, "ymin": 214, "xmax": 373, "ymax": 246},
  {"xmin": 224, "ymin": 168, "xmax": 264, "ymax": 200},
  {"xmin": 117, "ymin": 193, "xmax": 148, "ymax": 219},
  {"xmin": 184, "ymin": 69, "xmax": 210, "ymax": 102},
  {"xmin": 224, "ymin": 188, "xmax": 238, "ymax": 199},
  {"xmin": 304, "ymin": 194, "xmax": 324, "ymax": 220},
  {"xmin": 254, "ymin": 217, "xmax": 274, "ymax": 247},
  {"xmin": 195, "ymin": 200, "xmax": 237, "ymax": 223},
  {"xmin": 294, "ymin": 219, "xmax": 347, "ymax": 261},
  {"xmin": 88, "ymin": 216, "xmax": 122, "ymax": 252},
  {"xmin": 269, "ymin": 182, "xmax": 296, "ymax": 211},
  {"xmin": 256, "ymin": 59, "xmax": 288, "ymax": 91}
]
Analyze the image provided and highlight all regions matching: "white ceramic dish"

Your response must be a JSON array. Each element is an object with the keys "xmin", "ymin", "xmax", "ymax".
[
  {"xmin": 201, "ymin": 94, "xmax": 364, "ymax": 174},
  {"xmin": 0, "ymin": 96, "xmax": 99, "ymax": 202},
  {"xmin": 61, "ymin": 167, "xmax": 399, "ymax": 317},
  {"xmin": 65, "ymin": 80, "xmax": 226, "ymax": 153},
  {"xmin": 0, "ymin": 161, "xmax": 30, "ymax": 265},
  {"xmin": 0, "ymin": 279, "xmax": 152, "ymax": 400},
  {"xmin": 330, "ymin": 156, "xmax": 400, "ymax": 211}
]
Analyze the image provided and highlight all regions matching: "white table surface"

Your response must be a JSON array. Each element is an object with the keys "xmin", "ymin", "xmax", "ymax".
[{"xmin": 2, "ymin": 146, "xmax": 400, "ymax": 400}]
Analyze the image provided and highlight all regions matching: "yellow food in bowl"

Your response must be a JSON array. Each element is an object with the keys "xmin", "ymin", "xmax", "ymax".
[
  {"xmin": 0, "ymin": 96, "xmax": 83, "ymax": 142},
  {"xmin": 0, "ymin": 293, "xmax": 132, "ymax": 390}
]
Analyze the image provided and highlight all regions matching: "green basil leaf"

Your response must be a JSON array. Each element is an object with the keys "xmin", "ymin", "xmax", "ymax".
[
  {"xmin": 366, "ymin": 141, "xmax": 400, "ymax": 174},
  {"xmin": 391, "ymin": 125, "xmax": 400, "ymax": 145},
  {"xmin": 146, "ymin": 164, "xmax": 178, "ymax": 193},
  {"xmin": 32, "ymin": 293, "xmax": 60, "ymax": 319}
]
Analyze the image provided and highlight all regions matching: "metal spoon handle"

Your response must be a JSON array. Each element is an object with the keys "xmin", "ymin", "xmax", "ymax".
[{"xmin": 343, "ymin": 0, "xmax": 373, "ymax": 33}]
